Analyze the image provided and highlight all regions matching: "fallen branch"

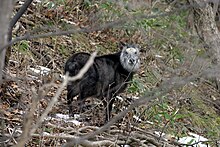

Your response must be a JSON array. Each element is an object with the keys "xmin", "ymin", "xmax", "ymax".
[
  {"xmin": 32, "ymin": 133, "xmax": 119, "ymax": 147},
  {"xmin": 14, "ymin": 52, "xmax": 97, "ymax": 146}
]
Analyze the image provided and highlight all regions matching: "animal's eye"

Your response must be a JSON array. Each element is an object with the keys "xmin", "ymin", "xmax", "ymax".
[{"xmin": 124, "ymin": 51, "xmax": 128, "ymax": 55}]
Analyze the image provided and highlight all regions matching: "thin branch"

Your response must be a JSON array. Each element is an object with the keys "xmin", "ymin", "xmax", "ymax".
[
  {"xmin": 16, "ymin": 87, "xmax": 39, "ymax": 147},
  {"xmin": 178, "ymin": 139, "xmax": 220, "ymax": 146},
  {"xmin": 0, "ymin": 4, "xmax": 192, "ymax": 53},
  {"xmin": 9, "ymin": 0, "xmax": 33, "ymax": 31},
  {"xmin": 32, "ymin": 133, "xmax": 119, "ymax": 147},
  {"xmin": 64, "ymin": 64, "xmax": 220, "ymax": 146},
  {"xmin": 5, "ymin": 0, "xmax": 33, "ymax": 67},
  {"xmin": 14, "ymin": 52, "xmax": 97, "ymax": 146},
  {"xmin": 64, "ymin": 65, "xmax": 216, "ymax": 146},
  {"xmin": 30, "ymin": 51, "xmax": 97, "ymax": 135}
]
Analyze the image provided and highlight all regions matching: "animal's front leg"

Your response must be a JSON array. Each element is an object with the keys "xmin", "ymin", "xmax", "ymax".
[
  {"xmin": 103, "ymin": 100, "xmax": 109, "ymax": 122},
  {"xmin": 67, "ymin": 89, "xmax": 76, "ymax": 117},
  {"xmin": 77, "ymin": 93, "xmax": 87, "ymax": 114}
]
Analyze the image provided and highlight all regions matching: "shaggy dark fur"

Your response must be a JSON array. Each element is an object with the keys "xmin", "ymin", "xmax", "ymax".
[{"xmin": 65, "ymin": 43, "xmax": 140, "ymax": 121}]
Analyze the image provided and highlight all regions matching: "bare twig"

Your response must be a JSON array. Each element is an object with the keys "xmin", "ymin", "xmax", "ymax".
[
  {"xmin": 16, "ymin": 87, "xmax": 39, "ymax": 147},
  {"xmin": 30, "ymin": 51, "xmax": 97, "ymax": 135},
  {"xmin": 0, "ymin": 4, "xmax": 192, "ymax": 53},
  {"xmin": 178, "ymin": 139, "xmax": 220, "ymax": 146},
  {"xmin": 33, "ymin": 133, "xmax": 119, "ymax": 147},
  {"xmin": 45, "ymin": 123, "xmax": 74, "ymax": 132},
  {"xmin": 9, "ymin": 0, "xmax": 33, "ymax": 31},
  {"xmin": 14, "ymin": 52, "xmax": 97, "ymax": 146},
  {"xmin": 64, "ymin": 64, "xmax": 220, "ymax": 146},
  {"xmin": 5, "ymin": 0, "xmax": 33, "ymax": 67},
  {"xmin": 159, "ymin": 109, "xmax": 179, "ymax": 141},
  {"xmin": 32, "ymin": 133, "xmax": 77, "ymax": 140},
  {"xmin": 78, "ymin": 126, "xmax": 100, "ymax": 132}
]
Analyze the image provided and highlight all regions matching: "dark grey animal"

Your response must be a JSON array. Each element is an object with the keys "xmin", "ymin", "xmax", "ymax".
[{"xmin": 64, "ymin": 43, "xmax": 140, "ymax": 121}]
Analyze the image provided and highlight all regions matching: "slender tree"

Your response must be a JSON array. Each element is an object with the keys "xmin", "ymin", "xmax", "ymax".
[
  {"xmin": 0, "ymin": 0, "xmax": 14, "ymax": 84},
  {"xmin": 191, "ymin": 0, "xmax": 220, "ymax": 88},
  {"xmin": 0, "ymin": 0, "xmax": 33, "ymax": 84},
  {"xmin": 5, "ymin": 0, "xmax": 34, "ymax": 67}
]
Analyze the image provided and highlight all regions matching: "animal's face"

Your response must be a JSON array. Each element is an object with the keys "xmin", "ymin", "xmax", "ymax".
[{"xmin": 120, "ymin": 44, "xmax": 140, "ymax": 72}]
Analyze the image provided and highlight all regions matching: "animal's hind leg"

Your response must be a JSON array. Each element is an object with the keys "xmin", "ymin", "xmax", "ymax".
[
  {"xmin": 77, "ymin": 88, "xmax": 93, "ymax": 114},
  {"xmin": 76, "ymin": 93, "xmax": 85, "ymax": 114}
]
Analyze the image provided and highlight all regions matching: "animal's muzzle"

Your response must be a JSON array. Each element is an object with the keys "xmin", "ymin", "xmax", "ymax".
[{"xmin": 129, "ymin": 59, "xmax": 135, "ymax": 65}]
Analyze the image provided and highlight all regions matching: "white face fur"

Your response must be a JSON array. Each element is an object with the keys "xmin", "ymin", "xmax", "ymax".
[{"xmin": 120, "ymin": 45, "xmax": 140, "ymax": 72}]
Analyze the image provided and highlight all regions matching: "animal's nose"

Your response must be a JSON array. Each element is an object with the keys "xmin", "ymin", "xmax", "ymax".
[{"xmin": 129, "ymin": 59, "xmax": 135, "ymax": 64}]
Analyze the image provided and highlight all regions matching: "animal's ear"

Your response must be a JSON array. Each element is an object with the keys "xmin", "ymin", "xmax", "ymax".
[
  {"xmin": 119, "ymin": 42, "xmax": 127, "ymax": 49},
  {"xmin": 135, "ymin": 44, "xmax": 140, "ymax": 48}
]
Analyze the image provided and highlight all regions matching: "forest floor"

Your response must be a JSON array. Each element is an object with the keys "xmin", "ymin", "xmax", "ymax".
[{"xmin": 0, "ymin": 0, "xmax": 220, "ymax": 146}]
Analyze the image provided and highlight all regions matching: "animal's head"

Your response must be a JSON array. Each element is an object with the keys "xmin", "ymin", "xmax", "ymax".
[{"xmin": 119, "ymin": 42, "xmax": 140, "ymax": 72}]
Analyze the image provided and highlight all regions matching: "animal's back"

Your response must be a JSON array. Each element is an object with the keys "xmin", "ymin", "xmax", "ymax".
[{"xmin": 65, "ymin": 51, "xmax": 126, "ymax": 98}]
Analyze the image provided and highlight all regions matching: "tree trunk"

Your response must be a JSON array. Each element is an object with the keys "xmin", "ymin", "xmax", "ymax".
[
  {"xmin": 5, "ymin": 0, "xmax": 34, "ymax": 67},
  {"xmin": 0, "ymin": 0, "xmax": 14, "ymax": 84},
  {"xmin": 191, "ymin": 0, "xmax": 220, "ymax": 88}
]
